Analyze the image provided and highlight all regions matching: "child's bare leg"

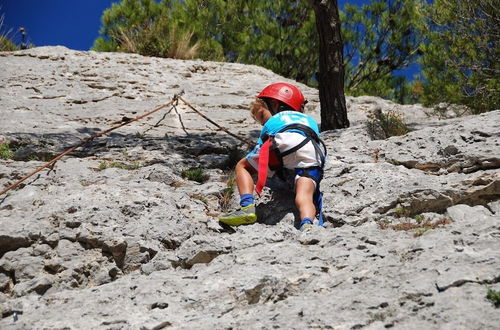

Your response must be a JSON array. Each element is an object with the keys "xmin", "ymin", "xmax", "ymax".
[
  {"xmin": 295, "ymin": 177, "xmax": 316, "ymax": 220},
  {"xmin": 235, "ymin": 158, "xmax": 256, "ymax": 196},
  {"xmin": 235, "ymin": 158, "xmax": 257, "ymax": 207},
  {"xmin": 218, "ymin": 158, "xmax": 257, "ymax": 225}
]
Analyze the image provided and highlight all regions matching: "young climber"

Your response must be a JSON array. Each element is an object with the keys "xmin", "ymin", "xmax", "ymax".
[{"xmin": 219, "ymin": 82, "xmax": 326, "ymax": 231}]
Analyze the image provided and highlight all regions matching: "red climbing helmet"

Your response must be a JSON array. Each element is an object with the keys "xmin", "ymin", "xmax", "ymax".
[{"xmin": 257, "ymin": 82, "xmax": 306, "ymax": 112}]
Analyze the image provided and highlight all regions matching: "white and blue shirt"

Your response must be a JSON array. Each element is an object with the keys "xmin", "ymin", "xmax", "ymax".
[{"xmin": 246, "ymin": 111, "xmax": 322, "ymax": 172}]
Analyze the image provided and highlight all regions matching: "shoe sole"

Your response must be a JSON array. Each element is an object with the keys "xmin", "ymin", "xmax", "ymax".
[{"xmin": 219, "ymin": 214, "xmax": 257, "ymax": 226}]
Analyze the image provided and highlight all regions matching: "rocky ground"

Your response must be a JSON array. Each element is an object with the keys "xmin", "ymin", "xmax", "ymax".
[{"xmin": 0, "ymin": 47, "xmax": 499, "ymax": 329}]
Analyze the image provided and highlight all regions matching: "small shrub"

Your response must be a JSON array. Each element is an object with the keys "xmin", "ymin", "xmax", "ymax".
[
  {"xmin": 26, "ymin": 152, "xmax": 55, "ymax": 162},
  {"xmin": 181, "ymin": 168, "xmax": 209, "ymax": 183},
  {"xmin": 414, "ymin": 214, "xmax": 425, "ymax": 224},
  {"xmin": 486, "ymin": 289, "xmax": 500, "ymax": 308},
  {"xmin": 432, "ymin": 103, "xmax": 472, "ymax": 118},
  {"xmin": 366, "ymin": 109, "xmax": 410, "ymax": 140},
  {"xmin": 0, "ymin": 141, "xmax": 14, "ymax": 159},
  {"xmin": 393, "ymin": 206, "xmax": 412, "ymax": 218}
]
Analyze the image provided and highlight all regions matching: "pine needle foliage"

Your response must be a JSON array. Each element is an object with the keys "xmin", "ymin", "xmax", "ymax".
[
  {"xmin": 92, "ymin": 0, "xmax": 497, "ymax": 111},
  {"xmin": 341, "ymin": 0, "xmax": 424, "ymax": 103},
  {"xmin": 93, "ymin": 0, "xmax": 205, "ymax": 60},
  {"xmin": 419, "ymin": 0, "xmax": 499, "ymax": 112}
]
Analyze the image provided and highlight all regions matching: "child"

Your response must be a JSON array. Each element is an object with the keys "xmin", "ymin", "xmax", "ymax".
[{"xmin": 219, "ymin": 82, "xmax": 326, "ymax": 231}]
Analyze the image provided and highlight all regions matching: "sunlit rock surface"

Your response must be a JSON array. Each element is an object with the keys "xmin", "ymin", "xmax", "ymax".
[{"xmin": 0, "ymin": 47, "xmax": 499, "ymax": 329}]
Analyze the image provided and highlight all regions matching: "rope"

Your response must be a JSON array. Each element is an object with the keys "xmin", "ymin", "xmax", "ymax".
[
  {"xmin": 178, "ymin": 96, "xmax": 254, "ymax": 147},
  {"xmin": 0, "ymin": 93, "xmax": 254, "ymax": 196},
  {"xmin": 0, "ymin": 95, "xmax": 180, "ymax": 196}
]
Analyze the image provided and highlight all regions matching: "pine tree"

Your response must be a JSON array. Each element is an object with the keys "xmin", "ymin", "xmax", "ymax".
[
  {"xmin": 420, "ymin": 0, "xmax": 499, "ymax": 112},
  {"xmin": 308, "ymin": 0, "xmax": 349, "ymax": 130},
  {"xmin": 340, "ymin": 0, "xmax": 424, "ymax": 102},
  {"xmin": 235, "ymin": 0, "xmax": 318, "ymax": 84},
  {"xmin": 92, "ymin": 0, "xmax": 165, "ymax": 54},
  {"xmin": 92, "ymin": 0, "xmax": 212, "ymax": 60}
]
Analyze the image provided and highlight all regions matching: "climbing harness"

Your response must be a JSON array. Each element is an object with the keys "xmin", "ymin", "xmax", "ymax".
[{"xmin": 254, "ymin": 123, "xmax": 327, "ymax": 225}]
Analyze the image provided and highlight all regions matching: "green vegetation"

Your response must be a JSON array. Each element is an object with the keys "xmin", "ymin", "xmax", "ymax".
[
  {"xmin": 0, "ymin": 14, "xmax": 18, "ymax": 51},
  {"xmin": 486, "ymin": 288, "xmax": 500, "ymax": 308},
  {"xmin": 92, "ymin": 0, "xmax": 215, "ymax": 60},
  {"xmin": 181, "ymin": 167, "xmax": 209, "ymax": 183},
  {"xmin": 365, "ymin": 110, "xmax": 410, "ymax": 140},
  {"xmin": 393, "ymin": 206, "xmax": 412, "ymax": 218},
  {"xmin": 98, "ymin": 161, "xmax": 141, "ymax": 170},
  {"xmin": 26, "ymin": 153, "xmax": 53, "ymax": 162},
  {"xmin": 0, "ymin": 141, "xmax": 14, "ymax": 159},
  {"xmin": 420, "ymin": 0, "xmax": 499, "ymax": 113},
  {"xmin": 93, "ymin": 0, "xmax": 498, "ymax": 111},
  {"xmin": 341, "ymin": 0, "xmax": 424, "ymax": 103},
  {"xmin": 0, "ymin": 14, "xmax": 34, "ymax": 51},
  {"xmin": 0, "ymin": 33, "xmax": 17, "ymax": 51},
  {"xmin": 414, "ymin": 214, "xmax": 425, "ymax": 224}
]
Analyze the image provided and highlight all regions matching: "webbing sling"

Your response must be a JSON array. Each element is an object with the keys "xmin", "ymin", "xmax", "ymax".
[{"xmin": 255, "ymin": 139, "xmax": 272, "ymax": 196}]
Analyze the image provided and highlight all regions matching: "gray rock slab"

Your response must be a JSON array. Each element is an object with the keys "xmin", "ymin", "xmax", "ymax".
[{"xmin": 0, "ymin": 47, "xmax": 499, "ymax": 329}]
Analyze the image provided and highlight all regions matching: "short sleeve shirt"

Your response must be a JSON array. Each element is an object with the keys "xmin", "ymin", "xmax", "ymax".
[{"xmin": 246, "ymin": 111, "xmax": 322, "ymax": 171}]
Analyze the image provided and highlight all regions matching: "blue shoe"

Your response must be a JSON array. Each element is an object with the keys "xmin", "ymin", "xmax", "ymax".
[{"xmin": 299, "ymin": 218, "xmax": 314, "ymax": 232}]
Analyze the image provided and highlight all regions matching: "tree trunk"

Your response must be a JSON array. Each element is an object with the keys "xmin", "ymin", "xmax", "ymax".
[{"xmin": 308, "ymin": 0, "xmax": 349, "ymax": 130}]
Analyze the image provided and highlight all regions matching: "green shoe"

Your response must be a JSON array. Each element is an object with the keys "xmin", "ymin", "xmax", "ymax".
[{"xmin": 219, "ymin": 204, "xmax": 257, "ymax": 226}]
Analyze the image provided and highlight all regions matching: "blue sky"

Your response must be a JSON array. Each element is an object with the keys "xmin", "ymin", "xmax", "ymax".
[{"xmin": 1, "ymin": 0, "xmax": 116, "ymax": 50}]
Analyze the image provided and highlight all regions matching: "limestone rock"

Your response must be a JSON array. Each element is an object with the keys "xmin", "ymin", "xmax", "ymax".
[{"xmin": 0, "ymin": 47, "xmax": 499, "ymax": 329}]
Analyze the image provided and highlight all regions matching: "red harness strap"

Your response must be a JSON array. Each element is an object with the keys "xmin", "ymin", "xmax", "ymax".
[{"xmin": 255, "ymin": 139, "xmax": 272, "ymax": 197}]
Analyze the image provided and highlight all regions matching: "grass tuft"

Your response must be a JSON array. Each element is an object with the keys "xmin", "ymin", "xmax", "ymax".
[
  {"xmin": 190, "ymin": 193, "xmax": 208, "ymax": 205},
  {"xmin": 111, "ymin": 19, "xmax": 199, "ymax": 60},
  {"xmin": 486, "ymin": 289, "xmax": 500, "ymax": 308},
  {"xmin": 167, "ymin": 27, "xmax": 200, "ymax": 60},
  {"xmin": 218, "ymin": 171, "xmax": 236, "ymax": 212},
  {"xmin": 0, "ymin": 14, "xmax": 18, "ymax": 51},
  {"xmin": 181, "ymin": 168, "xmax": 209, "ymax": 183},
  {"xmin": 0, "ymin": 141, "xmax": 14, "ymax": 159}
]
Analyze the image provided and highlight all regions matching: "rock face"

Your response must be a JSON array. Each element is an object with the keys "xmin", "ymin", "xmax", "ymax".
[{"xmin": 0, "ymin": 47, "xmax": 499, "ymax": 329}]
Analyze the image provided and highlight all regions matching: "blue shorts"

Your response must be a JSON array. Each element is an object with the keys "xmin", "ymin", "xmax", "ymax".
[{"xmin": 294, "ymin": 167, "xmax": 323, "ymax": 188}]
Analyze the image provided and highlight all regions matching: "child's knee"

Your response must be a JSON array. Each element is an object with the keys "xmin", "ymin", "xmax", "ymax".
[{"xmin": 295, "ymin": 192, "xmax": 313, "ymax": 206}]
